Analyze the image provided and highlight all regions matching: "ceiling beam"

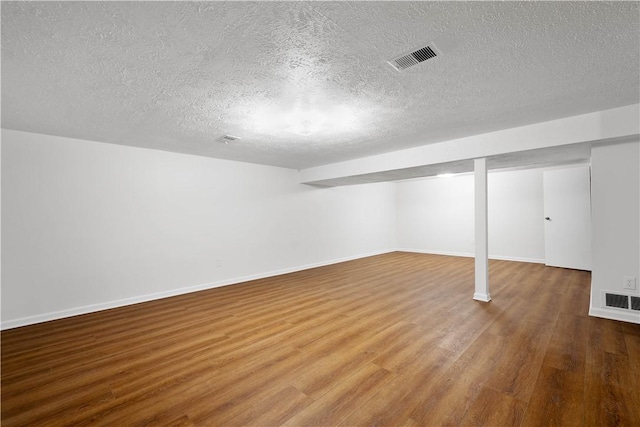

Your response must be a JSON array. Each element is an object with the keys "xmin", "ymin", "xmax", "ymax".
[{"xmin": 300, "ymin": 104, "xmax": 639, "ymax": 186}]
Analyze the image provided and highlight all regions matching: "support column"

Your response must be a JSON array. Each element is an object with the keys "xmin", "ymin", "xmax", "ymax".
[{"xmin": 474, "ymin": 157, "xmax": 491, "ymax": 302}]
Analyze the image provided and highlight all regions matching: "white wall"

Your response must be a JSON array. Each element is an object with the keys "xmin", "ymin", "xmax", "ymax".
[
  {"xmin": 396, "ymin": 168, "xmax": 545, "ymax": 263},
  {"xmin": 3, "ymin": 129, "xmax": 638, "ymax": 328},
  {"xmin": 590, "ymin": 139, "xmax": 640, "ymax": 323},
  {"xmin": 1, "ymin": 129, "xmax": 396, "ymax": 328}
]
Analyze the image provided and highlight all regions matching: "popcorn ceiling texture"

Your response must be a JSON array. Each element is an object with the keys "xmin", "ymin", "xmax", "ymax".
[{"xmin": 1, "ymin": 1, "xmax": 638, "ymax": 169}]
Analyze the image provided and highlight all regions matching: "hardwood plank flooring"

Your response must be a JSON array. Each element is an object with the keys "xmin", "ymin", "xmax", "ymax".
[{"xmin": 2, "ymin": 252, "xmax": 639, "ymax": 426}]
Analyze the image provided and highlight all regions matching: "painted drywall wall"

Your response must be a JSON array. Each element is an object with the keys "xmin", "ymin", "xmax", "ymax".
[
  {"xmin": 0, "ymin": 137, "xmax": 2, "ymax": 325},
  {"xmin": 489, "ymin": 169, "xmax": 546, "ymax": 262},
  {"xmin": 1, "ymin": 129, "xmax": 396, "ymax": 328},
  {"xmin": 396, "ymin": 174, "xmax": 475, "ymax": 257},
  {"xmin": 396, "ymin": 168, "xmax": 546, "ymax": 263},
  {"xmin": 590, "ymin": 139, "xmax": 640, "ymax": 323}
]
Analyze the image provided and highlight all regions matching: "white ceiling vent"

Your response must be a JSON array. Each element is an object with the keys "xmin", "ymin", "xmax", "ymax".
[
  {"xmin": 388, "ymin": 43, "xmax": 442, "ymax": 72},
  {"xmin": 216, "ymin": 135, "xmax": 241, "ymax": 144}
]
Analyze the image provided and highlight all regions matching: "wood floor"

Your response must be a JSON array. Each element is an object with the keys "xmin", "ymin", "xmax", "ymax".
[{"xmin": 2, "ymin": 252, "xmax": 639, "ymax": 426}]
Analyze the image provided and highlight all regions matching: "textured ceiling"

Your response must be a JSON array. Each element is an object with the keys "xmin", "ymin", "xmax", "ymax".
[{"xmin": 2, "ymin": 1, "xmax": 639, "ymax": 169}]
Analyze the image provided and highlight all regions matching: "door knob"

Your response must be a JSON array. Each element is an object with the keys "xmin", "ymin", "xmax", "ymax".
[{"xmin": 545, "ymin": 217, "xmax": 551, "ymax": 221}]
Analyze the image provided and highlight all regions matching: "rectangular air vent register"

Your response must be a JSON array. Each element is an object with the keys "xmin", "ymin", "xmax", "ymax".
[
  {"xmin": 603, "ymin": 291, "xmax": 640, "ymax": 311},
  {"xmin": 387, "ymin": 42, "xmax": 443, "ymax": 72}
]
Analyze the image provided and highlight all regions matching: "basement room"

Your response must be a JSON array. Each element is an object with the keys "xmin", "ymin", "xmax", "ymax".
[{"xmin": 1, "ymin": 1, "xmax": 639, "ymax": 426}]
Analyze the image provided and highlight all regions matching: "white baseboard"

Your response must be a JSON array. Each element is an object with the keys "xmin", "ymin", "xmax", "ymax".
[
  {"xmin": 589, "ymin": 307, "xmax": 640, "ymax": 324},
  {"xmin": 397, "ymin": 248, "xmax": 474, "ymax": 258},
  {"xmin": 1, "ymin": 248, "xmax": 395, "ymax": 330},
  {"xmin": 397, "ymin": 248, "xmax": 545, "ymax": 264},
  {"xmin": 490, "ymin": 255, "xmax": 546, "ymax": 264}
]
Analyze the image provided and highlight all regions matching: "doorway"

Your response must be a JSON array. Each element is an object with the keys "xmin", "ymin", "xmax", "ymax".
[{"xmin": 543, "ymin": 165, "xmax": 592, "ymax": 271}]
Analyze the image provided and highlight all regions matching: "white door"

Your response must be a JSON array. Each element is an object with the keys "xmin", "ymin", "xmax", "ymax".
[{"xmin": 543, "ymin": 165, "xmax": 592, "ymax": 270}]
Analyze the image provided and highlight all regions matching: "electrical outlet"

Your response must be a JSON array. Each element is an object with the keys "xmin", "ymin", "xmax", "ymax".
[
  {"xmin": 216, "ymin": 259, "xmax": 222, "ymax": 268},
  {"xmin": 623, "ymin": 276, "xmax": 636, "ymax": 290}
]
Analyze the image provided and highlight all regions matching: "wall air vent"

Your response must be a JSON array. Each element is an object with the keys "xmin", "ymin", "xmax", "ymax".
[
  {"xmin": 217, "ymin": 135, "xmax": 241, "ymax": 144},
  {"xmin": 631, "ymin": 296, "xmax": 640, "ymax": 311},
  {"xmin": 388, "ymin": 43, "xmax": 442, "ymax": 72},
  {"xmin": 605, "ymin": 293, "xmax": 629, "ymax": 309}
]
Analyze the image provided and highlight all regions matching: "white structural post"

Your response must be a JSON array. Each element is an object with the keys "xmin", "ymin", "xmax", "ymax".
[{"xmin": 474, "ymin": 157, "xmax": 491, "ymax": 302}]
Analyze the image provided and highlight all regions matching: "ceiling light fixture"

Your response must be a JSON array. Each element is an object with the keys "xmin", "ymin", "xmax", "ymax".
[
  {"xmin": 250, "ymin": 101, "xmax": 361, "ymax": 138},
  {"xmin": 284, "ymin": 108, "xmax": 327, "ymax": 137},
  {"xmin": 437, "ymin": 173, "xmax": 456, "ymax": 178},
  {"xmin": 216, "ymin": 135, "xmax": 241, "ymax": 144}
]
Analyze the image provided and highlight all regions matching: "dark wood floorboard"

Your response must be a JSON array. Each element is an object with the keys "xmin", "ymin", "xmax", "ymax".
[{"xmin": 2, "ymin": 252, "xmax": 639, "ymax": 426}]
